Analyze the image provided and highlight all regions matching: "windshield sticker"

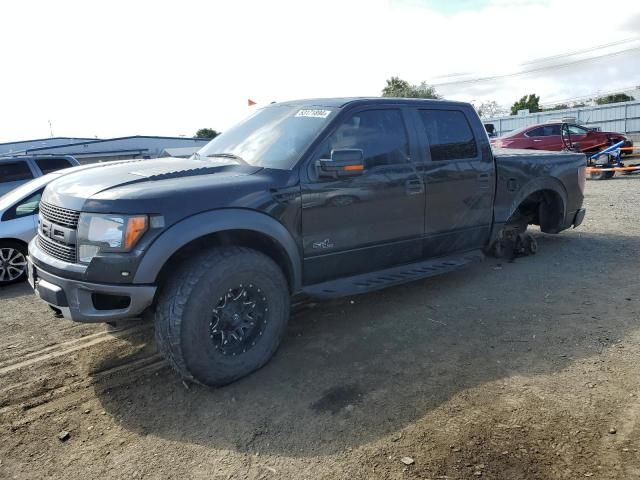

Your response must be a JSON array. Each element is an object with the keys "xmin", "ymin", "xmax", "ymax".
[{"xmin": 295, "ymin": 109, "xmax": 332, "ymax": 119}]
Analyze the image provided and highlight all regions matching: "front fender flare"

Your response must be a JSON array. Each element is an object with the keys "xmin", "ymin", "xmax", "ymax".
[{"xmin": 133, "ymin": 209, "xmax": 301, "ymax": 289}]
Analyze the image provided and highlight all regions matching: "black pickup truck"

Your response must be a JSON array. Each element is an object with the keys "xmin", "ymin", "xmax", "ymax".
[{"xmin": 27, "ymin": 98, "xmax": 586, "ymax": 386}]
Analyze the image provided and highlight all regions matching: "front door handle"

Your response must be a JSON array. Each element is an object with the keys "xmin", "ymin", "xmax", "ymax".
[
  {"xmin": 405, "ymin": 178, "xmax": 424, "ymax": 195},
  {"xmin": 477, "ymin": 173, "xmax": 490, "ymax": 182}
]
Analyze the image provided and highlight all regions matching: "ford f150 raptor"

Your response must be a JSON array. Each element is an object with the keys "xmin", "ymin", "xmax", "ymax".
[{"xmin": 27, "ymin": 98, "xmax": 586, "ymax": 386}]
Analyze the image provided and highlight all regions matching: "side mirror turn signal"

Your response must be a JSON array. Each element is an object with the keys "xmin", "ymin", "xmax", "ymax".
[{"xmin": 316, "ymin": 149, "xmax": 365, "ymax": 178}]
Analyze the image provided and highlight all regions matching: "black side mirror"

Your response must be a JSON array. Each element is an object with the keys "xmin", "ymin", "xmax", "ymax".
[{"xmin": 316, "ymin": 149, "xmax": 365, "ymax": 178}]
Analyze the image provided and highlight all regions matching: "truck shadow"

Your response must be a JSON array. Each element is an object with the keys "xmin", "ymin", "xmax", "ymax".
[{"xmin": 93, "ymin": 229, "xmax": 640, "ymax": 457}]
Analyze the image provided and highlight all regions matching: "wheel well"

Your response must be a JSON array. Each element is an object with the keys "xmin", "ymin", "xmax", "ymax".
[
  {"xmin": 155, "ymin": 230, "xmax": 295, "ymax": 293},
  {"xmin": 0, "ymin": 238, "xmax": 28, "ymax": 249},
  {"xmin": 509, "ymin": 189, "xmax": 565, "ymax": 234}
]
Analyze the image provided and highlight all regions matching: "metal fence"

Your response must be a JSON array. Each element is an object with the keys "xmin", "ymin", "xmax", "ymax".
[{"xmin": 484, "ymin": 100, "xmax": 640, "ymax": 137}]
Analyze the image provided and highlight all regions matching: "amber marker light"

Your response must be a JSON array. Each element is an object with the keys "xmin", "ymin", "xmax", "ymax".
[{"xmin": 124, "ymin": 216, "xmax": 148, "ymax": 249}]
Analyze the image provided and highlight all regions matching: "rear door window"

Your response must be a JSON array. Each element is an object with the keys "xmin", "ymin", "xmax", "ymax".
[
  {"xmin": 527, "ymin": 125, "xmax": 560, "ymax": 137},
  {"xmin": 418, "ymin": 109, "xmax": 478, "ymax": 161},
  {"xmin": 0, "ymin": 161, "xmax": 33, "ymax": 183},
  {"xmin": 35, "ymin": 157, "xmax": 74, "ymax": 175},
  {"xmin": 526, "ymin": 127, "xmax": 545, "ymax": 137}
]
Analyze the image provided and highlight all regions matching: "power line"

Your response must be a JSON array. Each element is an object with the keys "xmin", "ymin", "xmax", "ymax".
[
  {"xmin": 540, "ymin": 85, "xmax": 639, "ymax": 106},
  {"xmin": 432, "ymin": 46, "xmax": 640, "ymax": 87},
  {"xmin": 432, "ymin": 37, "xmax": 640, "ymax": 82},
  {"xmin": 521, "ymin": 37, "xmax": 640, "ymax": 65}
]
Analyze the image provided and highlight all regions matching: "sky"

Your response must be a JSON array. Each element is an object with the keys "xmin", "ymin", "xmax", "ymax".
[{"xmin": 1, "ymin": 0, "xmax": 639, "ymax": 142}]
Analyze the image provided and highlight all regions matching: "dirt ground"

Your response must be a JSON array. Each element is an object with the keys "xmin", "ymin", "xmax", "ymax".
[{"xmin": 1, "ymin": 176, "xmax": 639, "ymax": 480}]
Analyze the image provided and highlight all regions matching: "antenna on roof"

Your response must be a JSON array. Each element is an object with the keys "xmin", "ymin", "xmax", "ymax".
[{"xmin": 48, "ymin": 120, "xmax": 54, "ymax": 138}]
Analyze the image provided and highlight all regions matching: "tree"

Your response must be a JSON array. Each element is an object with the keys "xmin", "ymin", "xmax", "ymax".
[
  {"xmin": 476, "ymin": 100, "xmax": 507, "ymax": 118},
  {"xmin": 194, "ymin": 128, "xmax": 220, "ymax": 139},
  {"xmin": 545, "ymin": 103, "xmax": 570, "ymax": 111},
  {"xmin": 595, "ymin": 93, "xmax": 634, "ymax": 105},
  {"xmin": 382, "ymin": 76, "xmax": 441, "ymax": 99},
  {"xmin": 510, "ymin": 94, "xmax": 541, "ymax": 115}
]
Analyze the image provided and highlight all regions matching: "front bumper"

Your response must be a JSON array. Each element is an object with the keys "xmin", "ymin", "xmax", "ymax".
[{"xmin": 27, "ymin": 257, "xmax": 156, "ymax": 323}]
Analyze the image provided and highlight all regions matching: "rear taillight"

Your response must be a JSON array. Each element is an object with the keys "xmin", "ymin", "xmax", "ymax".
[{"xmin": 578, "ymin": 166, "xmax": 586, "ymax": 193}]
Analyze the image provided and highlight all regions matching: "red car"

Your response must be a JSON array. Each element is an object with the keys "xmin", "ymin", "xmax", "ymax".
[{"xmin": 491, "ymin": 122, "xmax": 632, "ymax": 154}]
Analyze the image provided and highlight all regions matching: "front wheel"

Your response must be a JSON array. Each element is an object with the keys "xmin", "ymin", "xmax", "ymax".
[
  {"xmin": 0, "ymin": 241, "xmax": 28, "ymax": 286},
  {"xmin": 154, "ymin": 247, "xmax": 290, "ymax": 387}
]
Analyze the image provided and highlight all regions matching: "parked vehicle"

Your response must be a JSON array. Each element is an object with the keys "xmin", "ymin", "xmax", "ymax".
[
  {"xmin": 27, "ymin": 98, "xmax": 586, "ymax": 386},
  {"xmin": 0, "ymin": 174, "xmax": 65, "ymax": 284},
  {"xmin": 1, "ymin": 164, "xmax": 103, "ymax": 285},
  {"xmin": 484, "ymin": 123, "xmax": 498, "ymax": 138},
  {"xmin": 0, "ymin": 155, "xmax": 80, "ymax": 198},
  {"xmin": 491, "ymin": 122, "xmax": 632, "ymax": 154}
]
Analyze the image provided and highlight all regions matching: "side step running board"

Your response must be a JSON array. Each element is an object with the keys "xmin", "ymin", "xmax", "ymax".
[{"xmin": 302, "ymin": 250, "xmax": 484, "ymax": 299}]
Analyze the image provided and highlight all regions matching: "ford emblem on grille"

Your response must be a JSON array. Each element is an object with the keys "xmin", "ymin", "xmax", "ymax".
[{"xmin": 40, "ymin": 219, "xmax": 53, "ymax": 238}]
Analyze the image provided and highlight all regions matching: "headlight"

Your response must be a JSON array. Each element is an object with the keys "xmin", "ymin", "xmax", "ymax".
[{"xmin": 77, "ymin": 213, "xmax": 148, "ymax": 263}]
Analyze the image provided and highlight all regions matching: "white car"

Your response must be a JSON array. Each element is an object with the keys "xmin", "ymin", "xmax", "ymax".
[
  {"xmin": 0, "ymin": 155, "xmax": 80, "ymax": 197},
  {"xmin": 0, "ymin": 173, "xmax": 68, "ymax": 285},
  {"xmin": 0, "ymin": 161, "xmax": 128, "ymax": 285}
]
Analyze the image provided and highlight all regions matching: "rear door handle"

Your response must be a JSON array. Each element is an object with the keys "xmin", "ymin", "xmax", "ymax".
[
  {"xmin": 477, "ymin": 173, "xmax": 490, "ymax": 182},
  {"xmin": 533, "ymin": 139, "xmax": 543, "ymax": 142}
]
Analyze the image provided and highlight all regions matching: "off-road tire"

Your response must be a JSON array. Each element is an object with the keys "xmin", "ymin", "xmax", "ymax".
[{"xmin": 154, "ymin": 247, "xmax": 290, "ymax": 387}]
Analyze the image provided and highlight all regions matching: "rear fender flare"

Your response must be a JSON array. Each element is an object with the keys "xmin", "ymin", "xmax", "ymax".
[
  {"xmin": 490, "ymin": 176, "xmax": 568, "ymax": 244},
  {"xmin": 502, "ymin": 176, "xmax": 568, "ymax": 225}
]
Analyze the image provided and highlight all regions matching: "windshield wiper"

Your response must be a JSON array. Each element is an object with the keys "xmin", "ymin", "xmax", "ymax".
[{"xmin": 205, "ymin": 153, "xmax": 249, "ymax": 165}]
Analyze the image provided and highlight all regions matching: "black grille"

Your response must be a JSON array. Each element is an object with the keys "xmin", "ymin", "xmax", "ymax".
[
  {"xmin": 38, "ymin": 236, "xmax": 77, "ymax": 263},
  {"xmin": 40, "ymin": 202, "xmax": 81, "ymax": 228}
]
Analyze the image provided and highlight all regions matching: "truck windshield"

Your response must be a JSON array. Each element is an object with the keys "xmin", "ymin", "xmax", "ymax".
[{"xmin": 196, "ymin": 105, "xmax": 337, "ymax": 170}]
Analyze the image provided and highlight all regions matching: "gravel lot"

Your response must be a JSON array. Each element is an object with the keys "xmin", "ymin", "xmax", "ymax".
[{"xmin": 1, "ymin": 176, "xmax": 639, "ymax": 479}]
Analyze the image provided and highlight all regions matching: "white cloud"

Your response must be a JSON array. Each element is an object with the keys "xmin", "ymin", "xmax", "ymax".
[{"xmin": 0, "ymin": 0, "xmax": 638, "ymax": 142}]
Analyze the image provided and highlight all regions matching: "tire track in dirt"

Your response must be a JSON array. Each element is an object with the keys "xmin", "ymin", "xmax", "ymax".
[
  {"xmin": 0, "ymin": 323, "xmax": 162, "ymax": 419},
  {"xmin": 0, "ymin": 324, "xmax": 151, "ymax": 375}
]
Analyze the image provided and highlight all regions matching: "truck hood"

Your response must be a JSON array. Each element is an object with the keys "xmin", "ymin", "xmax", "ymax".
[{"xmin": 42, "ymin": 157, "xmax": 262, "ymax": 211}]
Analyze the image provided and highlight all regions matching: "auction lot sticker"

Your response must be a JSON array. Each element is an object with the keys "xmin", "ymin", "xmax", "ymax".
[{"xmin": 295, "ymin": 109, "xmax": 332, "ymax": 118}]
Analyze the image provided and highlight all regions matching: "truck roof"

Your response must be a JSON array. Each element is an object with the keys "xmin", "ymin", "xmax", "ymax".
[{"xmin": 275, "ymin": 97, "xmax": 471, "ymax": 109}]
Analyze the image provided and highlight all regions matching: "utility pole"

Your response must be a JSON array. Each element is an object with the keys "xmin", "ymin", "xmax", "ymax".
[{"xmin": 48, "ymin": 120, "xmax": 54, "ymax": 137}]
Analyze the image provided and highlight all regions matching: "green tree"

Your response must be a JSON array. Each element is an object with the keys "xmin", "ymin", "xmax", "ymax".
[
  {"xmin": 595, "ymin": 93, "xmax": 634, "ymax": 105},
  {"xmin": 194, "ymin": 128, "xmax": 220, "ymax": 139},
  {"xmin": 510, "ymin": 94, "xmax": 541, "ymax": 115},
  {"xmin": 382, "ymin": 76, "xmax": 440, "ymax": 99}
]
